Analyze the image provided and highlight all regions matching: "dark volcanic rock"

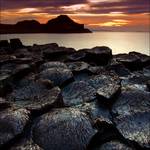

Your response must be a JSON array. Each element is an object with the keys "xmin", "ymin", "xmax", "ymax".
[
  {"xmin": 112, "ymin": 89, "xmax": 150, "ymax": 116},
  {"xmin": 75, "ymin": 101, "xmax": 112, "ymax": 127},
  {"xmin": 66, "ymin": 61, "xmax": 90, "ymax": 72},
  {"xmin": 40, "ymin": 61, "xmax": 68, "ymax": 71},
  {"xmin": 112, "ymin": 89, "xmax": 150, "ymax": 148},
  {"xmin": 10, "ymin": 139, "xmax": 43, "ymax": 150},
  {"xmin": 0, "ymin": 73, "xmax": 12, "ymax": 96},
  {"xmin": 62, "ymin": 81, "xmax": 96, "ymax": 106},
  {"xmin": 114, "ymin": 54, "xmax": 142, "ymax": 71},
  {"xmin": 96, "ymin": 140, "xmax": 134, "ymax": 150},
  {"xmin": 129, "ymin": 52, "xmax": 150, "ymax": 67},
  {"xmin": 121, "ymin": 71, "xmax": 150, "ymax": 91},
  {"xmin": 13, "ymin": 48, "xmax": 32, "ymax": 58},
  {"xmin": 68, "ymin": 50, "xmax": 87, "ymax": 61},
  {"xmin": 43, "ymin": 46, "xmax": 76, "ymax": 61},
  {"xmin": 147, "ymin": 80, "xmax": 150, "ymax": 91},
  {"xmin": 0, "ymin": 97, "xmax": 11, "ymax": 110},
  {"xmin": 0, "ymin": 108, "xmax": 30, "ymax": 146},
  {"xmin": 7, "ymin": 81, "xmax": 63, "ymax": 112},
  {"xmin": 86, "ymin": 46, "xmax": 112, "ymax": 65},
  {"xmin": 32, "ymin": 108, "xmax": 96, "ymax": 150},
  {"xmin": 88, "ymin": 73, "xmax": 121, "ymax": 105},
  {"xmin": 114, "ymin": 112, "xmax": 150, "ymax": 148},
  {"xmin": 107, "ymin": 59, "xmax": 131, "ymax": 77},
  {"xmin": 0, "ymin": 63, "xmax": 31, "ymax": 80},
  {"xmin": 39, "ymin": 68, "xmax": 73, "ymax": 86},
  {"xmin": 0, "ymin": 40, "xmax": 11, "ymax": 53},
  {"xmin": 10, "ymin": 38, "xmax": 24, "ymax": 50}
]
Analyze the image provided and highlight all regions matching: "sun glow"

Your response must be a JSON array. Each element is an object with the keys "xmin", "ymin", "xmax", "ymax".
[
  {"xmin": 18, "ymin": 8, "xmax": 38, "ymax": 13},
  {"xmin": 61, "ymin": 4, "xmax": 89, "ymax": 11}
]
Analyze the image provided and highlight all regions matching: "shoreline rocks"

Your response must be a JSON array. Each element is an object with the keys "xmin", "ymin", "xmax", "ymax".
[{"xmin": 0, "ymin": 38, "xmax": 150, "ymax": 150}]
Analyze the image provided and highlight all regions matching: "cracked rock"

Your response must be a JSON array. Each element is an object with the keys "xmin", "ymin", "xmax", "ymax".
[
  {"xmin": 32, "ymin": 108, "xmax": 96, "ymax": 150},
  {"xmin": 0, "ymin": 108, "xmax": 30, "ymax": 146},
  {"xmin": 62, "ymin": 81, "xmax": 96, "ymax": 106}
]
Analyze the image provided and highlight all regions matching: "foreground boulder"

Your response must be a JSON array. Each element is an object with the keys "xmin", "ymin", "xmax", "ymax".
[
  {"xmin": 32, "ymin": 108, "xmax": 96, "ymax": 150},
  {"xmin": 43, "ymin": 46, "xmax": 75, "ymax": 61},
  {"xmin": 0, "ymin": 97, "xmax": 11, "ymax": 110},
  {"xmin": 68, "ymin": 46, "xmax": 112, "ymax": 65},
  {"xmin": 75, "ymin": 101, "xmax": 112, "ymax": 127},
  {"xmin": 0, "ymin": 40, "xmax": 11, "ymax": 53},
  {"xmin": 96, "ymin": 140, "xmax": 134, "ymax": 150},
  {"xmin": 121, "ymin": 71, "xmax": 150, "ymax": 91},
  {"xmin": 10, "ymin": 139, "xmax": 43, "ymax": 150},
  {"xmin": 62, "ymin": 81, "xmax": 96, "ymax": 106},
  {"xmin": 0, "ymin": 108, "xmax": 30, "ymax": 146},
  {"xmin": 38, "ymin": 68, "xmax": 73, "ymax": 86},
  {"xmin": 114, "ymin": 112, "xmax": 150, "ymax": 149},
  {"xmin": 114, "ymin": 54, "xmax": 142, "ymax": 71},
  {"xmin": 10, "ymin": 38, "xmax": 24, "ymax": 50},
  {"xmin": 88, "ymin": 73, "xmax": 121, "ymax": 106},
  {"xmin": 40, "ymin": 61, "xmax": 68, "ymax": 71},
  {"xmin": 112, "ymin": 89, "xmax": 150, "ymax": 148},
  {"xmin": 86, "ymin": 46, "xmax": 112, "ymax": 65},
  {"xmin": 66, "ymin": 61, "xmax": 90, "ymax": 73},
  {"xmin": 129, "ymin": 52, "xmax": 150, "ymax": 67},
  {"xmin": 7, "ymin": 80, "xmax": 63, "ymax": 112}
]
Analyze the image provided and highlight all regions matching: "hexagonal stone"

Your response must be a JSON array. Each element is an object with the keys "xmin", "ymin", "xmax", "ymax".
[
  {"xmin": 88, "ymin": 73, "xmax": 121, "ymax": 105},
  {"xmin": 0, "ymin": 97, "xmax": 11, "ymax": 110},
  {"xmin": 112, "ymin": 89, "xmax": 150, "ymax": 116},
  {"xmin": 66, "ymin": 61, "xmax": 90, "ymax": 72},
  {"xmin": 38, "ymin": 68, "xmax": 73, "ymax": 86},
  {"xmin": 86, "ymin": 46, "xmax": 112, "ymax": 65},
  {"xmin": 112, "ymin": 89, "xmax": 150, "ymax": 148},
  {"xmin": 129, "ymin": 52, "xmax": 150, "ymax": 67},
  {"xmin": 62, "ymin": 81, "xmax": 96, "ymax": 106},
  {"xmin": 114, "ymin": 112, "xmax": 150, "ymax": 148},
  {"xmin": 7, "ymin": 81, "xmax": 63, "ymax": 112},
  {"xmin": 115, "ymin": 54, "xmax": 142, "ymax": 71},
  {"xmin": 10, "ymin": 139, "xmax": 43, "ymax": 150},
  {"xmin": 40, "ymin": 61, "xmax": 68, "ymax": 71},
  {"xmin": 0, "ymin": 108, "xmax": 30, "ymax": 146},
  {"xmin": 75, "ymin": 101, "xmax": 112, "ymax": 126},
  {"xmin": 32, "ymin": 108, "xmax": 96, "ymax": 150},
  {"xmin": 96, "ymin": 140, "xmax": 134, "ymax": 150}
]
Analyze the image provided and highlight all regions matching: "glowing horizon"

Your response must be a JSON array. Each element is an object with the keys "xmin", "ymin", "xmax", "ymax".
[{"xmin": 0, "ymin": 0, "xmax": 149, "ymax": 31}]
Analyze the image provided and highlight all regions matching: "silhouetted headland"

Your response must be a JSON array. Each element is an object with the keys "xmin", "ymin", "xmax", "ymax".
[{"xmin": 0, "ymin": 15, "xmax": 91, "ymax": 34}]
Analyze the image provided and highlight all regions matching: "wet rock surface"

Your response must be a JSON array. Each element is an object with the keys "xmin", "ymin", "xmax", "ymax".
[
  {"xmin": 10, "ymin": 139, "xmax": 43, "ymax": 150},
  {"xmin": 0, "ymin": 39, "xmax": 149, "ymax": 149},
  {"xmin": 0, "ymin": 108, "xmax": 30, "ymax": 146},
  {"xmin": 95, "ymin": 140, "xmax": 134, "ymax": 150},
  {"xmin": 112, "ymin": 89, "xmax": 150, "ymax": 148},
  {"xmin": 62, "ymin": 80, "xmax": 96, "ymax": 106},
  {"xmin": 7, "ymin": 81, "xmax": 63, "ymax": 112},
  {"xmin": 88, "ymin": 73, "xmax": 121, "ymax": 105},
  {"xmin": 38, "ymin": 68, "xmax": 74, "ymax": 86},
  {"xmin": 32, "ymin": 108, "xmax": 96, "ymax": 150}
]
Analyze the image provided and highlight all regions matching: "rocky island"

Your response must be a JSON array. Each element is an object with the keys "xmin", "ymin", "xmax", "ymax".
[
  {"xmin": 0, "ymin": 15, "xmax": 91, "ymax": 34},
  {"xmin": 0, "ymin": 38, "xmax": 150, "ymax": 150}
]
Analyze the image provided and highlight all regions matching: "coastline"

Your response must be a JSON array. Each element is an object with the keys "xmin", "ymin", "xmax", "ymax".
[{"xmin": 0, "ymin": 39, "xmax": 150, "ymax": 149}]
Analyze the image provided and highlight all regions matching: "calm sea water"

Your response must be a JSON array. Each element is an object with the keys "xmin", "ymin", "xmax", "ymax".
[{"xmin": 0, "ymin": 32, "xmax": 149, "ymax": 55}]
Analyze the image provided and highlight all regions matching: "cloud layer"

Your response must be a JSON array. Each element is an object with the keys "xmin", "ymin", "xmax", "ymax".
[{"xmin": 0, "ymin": 0, "xmax": 150, "ymax": 31}]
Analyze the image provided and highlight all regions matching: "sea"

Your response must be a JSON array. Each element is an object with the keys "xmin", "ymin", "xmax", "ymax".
[{"xmin": 0, "ymin": 32, "xmax": 149, "ymax": 55}]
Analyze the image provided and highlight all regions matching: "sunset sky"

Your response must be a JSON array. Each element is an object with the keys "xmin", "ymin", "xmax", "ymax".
[{"xmin": 0, "ymin": 0, "xmax": 150, "ymax": 31}]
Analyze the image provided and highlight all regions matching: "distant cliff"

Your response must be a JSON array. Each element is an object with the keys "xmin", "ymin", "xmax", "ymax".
[{"xmin": 0, "ymin": 15, "xmax": 91, "ymax": 34}]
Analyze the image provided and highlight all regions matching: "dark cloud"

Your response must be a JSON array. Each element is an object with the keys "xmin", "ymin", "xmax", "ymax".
[
  {"xmin": 87, "ymin": 0, "xmax": 150, "ymax": 14},
  {"xmin": 0, "ymin": 0, "xmax": 149, "ymax": 14},
  {"xmin": 0, "ymin": 0, "xmax": 87, "ymax": 10}
]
